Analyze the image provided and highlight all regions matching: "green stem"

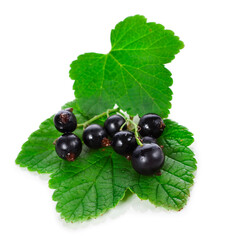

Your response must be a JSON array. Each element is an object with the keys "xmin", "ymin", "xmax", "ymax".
[
  {"xmin": 77, "ymin": 107, "xmax": 119, "ymax": 128},
  {"xmin": 106, "ymin": 109, "xmax": 110, "ymax": 118},
  {"xmin": 120, "ymin": 121, "xmax": 127, "ymax": 131},
  {"xmin": 118, "ymin": 112, "xmax": 143, "ymax": 146},
  {"xmin": 127, "ymin": 118, "xmax": 143, "ymax": 146}
]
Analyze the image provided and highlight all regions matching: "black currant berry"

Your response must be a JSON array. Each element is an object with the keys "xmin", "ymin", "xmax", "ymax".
[
  {"xmin": 54, "ymin": 108, "xmax": 77, "ymax": 133},
  {"xmin": 55, "ymin": 133, "xmax": 82, "ymax": 161},
  {"xmin": 83, "ymin": 124, "xmax": 108, "ymax": 149},
  {"xmin": 111, "ymin": 131, "xmax": 138, "ymax": 156},
  {"xmin": 104, "ymin": 114, "xmax": 127, "ymax": 137},
  {"xmin": 141, "ymin": 136, "xmax": 157, "ymax": 144},
  {"xmin": 132, "ymin": 143, "xmax": 164, "ymax": 175},
  {"xmin": 138, "ymin": 113, "xmax": 165, "ymax": 138}
]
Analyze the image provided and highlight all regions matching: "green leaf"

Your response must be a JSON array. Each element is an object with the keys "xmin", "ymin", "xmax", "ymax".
[
  {"xmin": 70, "ymin": 15, "xmax": 184, "ymax": 117},
  {"xmin": 162, "ymin": 119, "xmax": 194, "ymax": 147},
  {"xmin": 15, "ymin": 100, "xmax": 87, "ymax": 174},
  {"xmin": 129, "ymin": 119, "xmax": 196, "ymax": 210},
  {"xmin": 49, "ymin": 147, "xmax": 135, "ymax": 222},
  {"xmin": 48, "ymin": 118, "xmax": 195, "ymax": 222}
]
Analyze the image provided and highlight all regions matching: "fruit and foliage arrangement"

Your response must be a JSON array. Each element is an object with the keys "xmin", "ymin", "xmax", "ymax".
[
  {"xmin": 16, "ymin": 15, "xmax": 196, "ymax": 222},
  {"xmin": 54, "ymin": 109, "xmax": 165, "ymax": 175}
]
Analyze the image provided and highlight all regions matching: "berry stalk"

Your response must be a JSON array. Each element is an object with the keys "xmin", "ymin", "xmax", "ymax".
[
  {"xmin": 119, "ymin": 121, "xmax": 127, "ymax": 131},
  {"xmin": 117, "ymin": 112, "xmax": 143, "ymax": 147},
  {"xmin": 126, "ymin": 118, "xmax": 143, "ymax": 147},
  {"xmin": 77, "ymin": 107, "xmax": 120, "ymax": 129}
]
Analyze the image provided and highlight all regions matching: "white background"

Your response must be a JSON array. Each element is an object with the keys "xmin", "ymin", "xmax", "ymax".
[{"xmin": 1, "ymin": 0, "xmax": 240, "ymax": 239}]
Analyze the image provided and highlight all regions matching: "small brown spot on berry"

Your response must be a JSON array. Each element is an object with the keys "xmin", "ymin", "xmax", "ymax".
[
  {"xmin": 161, "ymin": 122, "xmax": 166, "ymax": 129},
  {"xmin": 101, "ymin": 138, "xmax": 111, "ymax": 147},
  {"xmin": 65, "ymin": 107, "xmax": 73, "ymax": 112},
  {"xmin": 66, "ymin": 153, "xmax": 75, "ymax": 161},
  {"xmin": 125, "ymin": 155, "xmax": 131, "ymax": 161},
  {"xmin": 155, "ymin": 170, "xmax": 162, "ymax": 176},
  {"xmin": 60, "ymin": 113, "xmax": 69, "ymax": 124}
]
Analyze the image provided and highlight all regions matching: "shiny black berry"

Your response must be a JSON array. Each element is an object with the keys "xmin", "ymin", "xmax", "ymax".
[
  {"xmin": 138, "ymin": 113, "xmax": 165, "ymax": 138},
  {"xmin": 111, "ymin": 131, "xmax": 138, "ymax": 156},
  {"xmin": 54, "ymin": 108, "xmax": 77, "ymax": 133},
  {"xmin": 132, "ymin": 143, "xmax": 164, "ymax": 175},
  {"xmin": 104, "ymin": 114, "xmax": 127, "ymax": 137},
  {"xmin": 83, "ymin": 124, "xmax": 108, "ymax": 149},
  {"xmin": 55, "ymin": 133, "xmax": 82, "ymax": 161},
  {"xmin": 141, "ymin": 136, "xmax": 157, "ymax": 144}
]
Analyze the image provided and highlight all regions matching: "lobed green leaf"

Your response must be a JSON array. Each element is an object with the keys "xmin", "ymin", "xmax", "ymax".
[
  {"xmin": 70, "ymin": 15, "xmax": 184, "ymax": 117},
  {"xmin": 48, "ymin": 118, "xmax": 196, "ymax": 221},
  {"xmin": 16, "ymin": 104, "xmax": 196, "ymax": 220}
]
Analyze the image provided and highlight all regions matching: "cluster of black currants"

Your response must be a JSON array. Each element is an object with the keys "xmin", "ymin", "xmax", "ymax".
[
  {"xmin": 54, "ymin": 108, "xmax": 165, "ymax": 176},
  {"xmin": 110, "ymin": 113, "xmax": 166, "ymax": 176}
]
